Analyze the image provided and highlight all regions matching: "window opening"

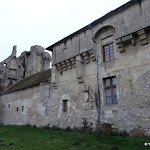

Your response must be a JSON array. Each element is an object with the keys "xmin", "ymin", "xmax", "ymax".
[
  {"xmin": 103, "ymin": 43, "xmax": 114, "ymax": 62},
  {"xmin": 3, "ymin": 63, "xmax": 7, "ymax": 67},
  {"xmin": 62, "ymin": 100, "xmax": 67, "ymax": 112},
  {"xmin": 104, "ymin": 77, "xmax": 117, "ymax": 104},
  {"xmin": 63, "ymin": 42, "xmax": 67, "ymax": 50},
  {"xmin": 22, "ymin": 106, "xmax": 24, "ymax": 112}
]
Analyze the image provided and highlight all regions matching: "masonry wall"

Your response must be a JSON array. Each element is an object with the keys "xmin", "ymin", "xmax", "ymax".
[
  {"xmin": 0, "ymin": 0, "xmax": 150, "ymax": 136},
  {"xmin": 0, "ymin": 82, "xmax": 51, "ymax": 126},
  {"xmin": 49, "ymin": 0, "xmax": 150, "ymax": 135},
  {"xmin": 50, "ymin": 60, "xmax": 98, "ymax": 129}
]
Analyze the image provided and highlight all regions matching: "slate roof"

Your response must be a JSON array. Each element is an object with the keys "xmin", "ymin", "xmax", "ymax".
[{"xmin": 1, "ymin": 69, "xmax": 51, "ymax": 95}]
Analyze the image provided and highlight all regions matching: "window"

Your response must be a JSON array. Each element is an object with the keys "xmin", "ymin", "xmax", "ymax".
[
  {"xmin": 104, "ymin": 77, "xmax": 117, "ymax": 104},
  {"xmin": 103, "ymin": 43, "xmax": 114, "ymax": 62},
  {"xmin": 22, "ymin": 106, "xmax": 24, "ymax": 112},
  {"xmin": 17, "ymin": 107, "xmax": 19, "ymax": 112},
  {"xmin": 63, "ymin": 42, "xmax": 67, "ymax": 50},
  {"xmin": 62, "ymin": 100, "xmax": 67, "ymax": 112},
  {"xmin": 3, "ymin": 63, "xmax": 7, "ymax": 67}
]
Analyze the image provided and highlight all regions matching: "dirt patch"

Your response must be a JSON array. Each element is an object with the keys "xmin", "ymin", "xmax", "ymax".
[
  {"xmin": 97, "ymin": 145, "xmax": 106, "ymax": 149},
  {"xmin": 9, "ymin": 143, "xmax": 14, "ymax": 146},
  {"xmin": 72, "ymin": 141, "xmax": 80, "ymax": 146},
  {"xmin": 136, "ymin": 148, "xmax": 143, "ymax": 150},
  {"xmin": 111, "ymin": 147, "xmax": 119, "ymax": 150}
]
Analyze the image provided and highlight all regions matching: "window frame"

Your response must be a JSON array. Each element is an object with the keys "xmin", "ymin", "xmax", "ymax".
[
  {"xmin": 104, "ymin": 77, "xmax": 117, "ymax": 104},
  {"xmin": 62, "ymin": 100, "xmax": 67, "ymax": 112},
  {"xmin": 103, "ymin": 42, "xmax": 114, "ymax": 62}
]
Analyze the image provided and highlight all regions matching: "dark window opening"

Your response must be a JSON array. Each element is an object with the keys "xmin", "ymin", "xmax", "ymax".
[
  {"xmin": 22, "ymin": 106, "xmax": 24, "ymax": 112},
  {"xmin": 17, "ymin": 107, "xmax": 19, "ymax": 112},
  {"xmin": 23, "ymin": 71, "xmax": 25, "ymax": 78},
  {"xmin": 103, "ymin": 43, "xmax": 114, "ymax": 62},
  {"xmin": 8, "ymin": 104, "xmax": 10, "ymax": 108},
  {"xmin": 62, "ymin": 100, "xmax": 67, "ymax": 112},
  {"xmin": 104, "ymin": 77, "xmax": 117, "ymax": 104},
  {"xmin": 63, "ymin": 42, "xmax": 67, "ymax": 50}
]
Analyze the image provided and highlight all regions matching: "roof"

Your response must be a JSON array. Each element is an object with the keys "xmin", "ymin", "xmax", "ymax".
[
  {"xmin": 46, "ymin": 0, "xmax": 138, "ymax": 51},
  {"xmin": 1, "ymin": 69, "xmax": 51, "ymax": 95}
]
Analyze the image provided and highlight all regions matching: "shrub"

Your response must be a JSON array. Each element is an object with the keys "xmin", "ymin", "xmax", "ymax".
[
  {"xmin": 65, "ymin": 126, "xmax": 72, "ymax": 132},
  {"xmin": 119, "ymin": 130, "xmax": 129, "ymax": 137},
  {"xmin": 25, "ymin": 124, "xmax": 32, "ymax": 127},
  {"xmin": 51, "ymin": 125, "xmax": 62, "ymax": 131}
]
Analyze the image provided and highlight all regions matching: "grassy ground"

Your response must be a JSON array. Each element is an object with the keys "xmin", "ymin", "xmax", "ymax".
[{"xmin": 0, "ymin": 125, "xmax": 149, "ymax": 150}]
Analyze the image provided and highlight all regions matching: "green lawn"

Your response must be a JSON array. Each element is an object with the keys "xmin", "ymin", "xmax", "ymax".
[{"xmin": 0, "ymin": 125, "xmax": 149, "ymax": 150}]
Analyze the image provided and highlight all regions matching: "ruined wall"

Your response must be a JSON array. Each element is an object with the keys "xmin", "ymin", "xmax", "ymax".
[{"xmin": 0, "ymin": 45, "xmax": 51, "ymax": 92}]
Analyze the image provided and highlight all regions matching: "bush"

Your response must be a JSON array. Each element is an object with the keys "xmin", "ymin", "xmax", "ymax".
[
  {"xmin": 25, "ymin": 124, "xmax": 32, "ymax": 127},
  {"xmin": 51, "ymin": 126, "xmax": 62, "ymax": 131},
  {"xmin": 32, "ymin": 125, "xmax": 36, "ymax": 128},
  {"xmin": 119, "ymin": 130, "xmax": 129, "ymax": 137},
  {"xmin": 65, "ymin": 126, "xmax": 72, "ymax": 132}
]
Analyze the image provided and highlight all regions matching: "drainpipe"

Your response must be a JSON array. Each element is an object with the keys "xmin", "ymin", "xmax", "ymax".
[{"xmin": 89, "ymin": 24, "xmax": 101, "ymax": 129}]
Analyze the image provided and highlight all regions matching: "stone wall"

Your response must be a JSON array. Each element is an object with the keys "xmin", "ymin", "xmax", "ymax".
[
  {"xmin": 0, "ymin": 82, "xmax": 51, "ymax": 126},
  {"xmin": 46, "ymin": 0, "xmax": 150, "ymax": 135},
  {"xmin": 0, "ymin": 0, "xmax": 150, "ymax": 136}
]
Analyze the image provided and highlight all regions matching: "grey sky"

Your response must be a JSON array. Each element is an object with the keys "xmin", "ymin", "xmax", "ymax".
[{"xmin": 0, "ymin": 0, "xmax": 129, "ymax": 62}]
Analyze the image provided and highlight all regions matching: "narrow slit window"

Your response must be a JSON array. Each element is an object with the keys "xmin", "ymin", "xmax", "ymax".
[
  {"xmin": 22, "ymin": 106, "xmax": 24, "ymax": 112},
  {"xmin": 17, "ymin": 107, "xmax": 19, "ymax": 112},
  {"xmin": 62, "ymin": 100, "xmax": 67, "ymax": 112}
]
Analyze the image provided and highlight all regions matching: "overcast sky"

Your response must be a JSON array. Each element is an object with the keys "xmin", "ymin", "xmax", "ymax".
[{"xmin": 0, "ymin": 0, "xmax": 130, "ymax": 62}]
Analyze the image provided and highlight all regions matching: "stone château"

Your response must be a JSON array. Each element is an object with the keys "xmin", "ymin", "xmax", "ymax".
[{"xmin": 0, "ymin": 0, "xmax": 150, "ymax": 136}]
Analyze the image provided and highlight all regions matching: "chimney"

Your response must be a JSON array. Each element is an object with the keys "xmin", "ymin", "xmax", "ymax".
[{"xmin": 12, "ymin": 45, "xmax": 17, "ymax": 57}]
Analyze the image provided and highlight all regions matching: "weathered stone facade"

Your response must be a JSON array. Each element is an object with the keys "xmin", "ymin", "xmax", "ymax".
[
  {"xmin": 0, "ymin": 45, "xmax": 51, "ymax": 91},
  {"xmin": 0, "ymin": 0, "xmax": 150, "ymax": 136}
]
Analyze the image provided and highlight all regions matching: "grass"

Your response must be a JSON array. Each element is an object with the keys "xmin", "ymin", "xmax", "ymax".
[{"xmin": 0, "ymin": 125, "xmax": 149, "ymax": 150}]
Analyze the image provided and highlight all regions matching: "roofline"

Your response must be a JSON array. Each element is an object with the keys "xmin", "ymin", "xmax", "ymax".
[{"xmin": 46, "ymin": 0, "xmax": 138, "ymax": 51}]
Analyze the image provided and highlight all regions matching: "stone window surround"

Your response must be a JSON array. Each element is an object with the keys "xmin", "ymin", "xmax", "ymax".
[
  {"xmin": 100, "ymin": 34, "xmax": 115, "ymax": 63},
  {"xmin": 101, "ymin": 72, "xmax": 120, "ymax": 105},
  {"xmin": 103, "ymin": 42, "xmax": 114, "ymax": 62},
  {"xmin": 62, "ymin": 100, "xmax": 68, "ymax": 112},
  {"xmin": 104, "ymin": 76, "xmax": 117, "ymax": 104}
]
